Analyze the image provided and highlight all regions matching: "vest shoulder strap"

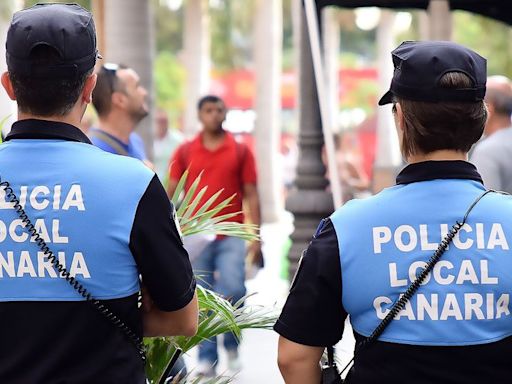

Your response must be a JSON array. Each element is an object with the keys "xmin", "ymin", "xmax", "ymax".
[{"xmin": 89, "ymin": 130, "xmax": 128, "ymax": 156}]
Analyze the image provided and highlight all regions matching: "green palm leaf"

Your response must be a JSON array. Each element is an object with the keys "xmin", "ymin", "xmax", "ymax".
[
  {"xmin": 145, "ymin": 286, "xmax": 278, "ymax": 383},
  {"xmin": 171, "ymin": 171, "xmax": 258, "ymax": 242},
  {"xmin": 145, "ymin": 170, "xmax": 271, "ymax": 383}
]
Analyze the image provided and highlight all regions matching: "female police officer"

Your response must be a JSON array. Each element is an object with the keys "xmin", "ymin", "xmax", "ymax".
[{"xmin": 275, "ymin": 41, "xmax": 512, "ymax": 384}]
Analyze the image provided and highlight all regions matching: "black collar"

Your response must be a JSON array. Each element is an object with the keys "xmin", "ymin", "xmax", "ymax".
[
  {"xmin": 396, "ymin": 160, "xmax": 483, "ymax": 185},
  {"xmin": 5, "ymin": 119, "xmax": 92, "ymax": 144}
]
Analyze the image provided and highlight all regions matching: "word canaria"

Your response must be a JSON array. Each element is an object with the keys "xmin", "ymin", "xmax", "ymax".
[
  {"xmin": 374, "ymin": 292, "xmax": 510, "ymax": 320},
  {"xmin": 0, "ymin": 184, "xmax": 85, "ymax": 211},
  {"xmin": 373, "ymin": 223, "xmax": 509, "ymax": 254},
  {"xmin": 0, "ymin": 250, "xmax": 90, "ymax": 278}
]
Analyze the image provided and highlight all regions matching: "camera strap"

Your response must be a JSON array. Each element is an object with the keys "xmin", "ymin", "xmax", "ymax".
[{"xmin": 0, "ymin": 178, "xmax": 146, "ymax": 363}]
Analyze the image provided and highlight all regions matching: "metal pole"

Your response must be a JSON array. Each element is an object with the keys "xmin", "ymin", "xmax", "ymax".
[{"xmin": 304, "ymin": 0, "xmax": 342, "ymax": 209}]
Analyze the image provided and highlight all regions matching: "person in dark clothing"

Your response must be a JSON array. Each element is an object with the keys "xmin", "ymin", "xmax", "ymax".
[
  {"xmin": 275, "ymin": 41, "xmax": 512, "ymax": 384},
  {"xmin": 0, "ymin": 4, "xmax": 197, "ymax": 383}
]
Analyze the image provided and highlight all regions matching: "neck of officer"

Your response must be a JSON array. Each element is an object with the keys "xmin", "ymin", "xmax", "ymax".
[
  {"xmin": 17, "ymin": 105, "xmax": 84, "ymax": 129},
  {"xmin": 98, "ymin": 110, "xmax": 135, "ymax": 144},
  {"xmin": 408, "ymin": 150, "xmax": 467, "ymax": 164}
]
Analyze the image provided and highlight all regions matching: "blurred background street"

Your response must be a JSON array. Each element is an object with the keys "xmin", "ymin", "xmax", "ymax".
[
  {"xmin": 1, "ymin": 1, "xmax": 512, "ymax": 382},
  {"xmin": 184, "ymin": 215, "xmax": 356, "ymax": 383}
]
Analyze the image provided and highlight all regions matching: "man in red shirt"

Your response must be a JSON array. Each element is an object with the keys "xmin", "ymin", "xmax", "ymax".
[{"xmin": 167, "ymin": 95, "xmax": 261, "ymax": 376}]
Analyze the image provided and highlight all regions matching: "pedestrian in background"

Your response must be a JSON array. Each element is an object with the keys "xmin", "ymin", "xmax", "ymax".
[
  {"xmin": 90, "ymin": 62, "xmax": 153, "ymax": 168},
  {"xmin": 154, "ymin": 108, "xmax": 184, "ymax": 181},
  {"xmin": 470, "ymin": 75, "xmax": 512, "ymax": 193},
  {"xmin": 167, "ymin": 95, "xmax": 262, "ymax": 377}
]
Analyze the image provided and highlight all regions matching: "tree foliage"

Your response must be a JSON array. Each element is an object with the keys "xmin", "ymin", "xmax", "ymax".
[
  {"xmin": 209, "ymin": 0, "xmax": 255, "ymax": 70},
  {"xmin": 153, "ymin": 0, "xmax": 184, "ymax": 53},
  {"xmin": 453, "ymin": 11, "xmax": 512, "ymax": 78},
  {"xmin": 154, "ymin": 51, "xmax": 186, "ymax": 126},
  {"xmin": 23, "ymin": 0, "xmax": 91, "ymax": 10}
]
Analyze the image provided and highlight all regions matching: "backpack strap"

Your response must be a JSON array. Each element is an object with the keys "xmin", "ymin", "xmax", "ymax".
[
  {"xmin": 89, "ymin": 129, "xmax": 129, "ymax": 156},
  {"xmin": 179, "ymin": 141, "xmax": 193, "ymax": 171},
  {"xmin": 235, "ymin": 140, "xmax": 248, "ymax": 188}
]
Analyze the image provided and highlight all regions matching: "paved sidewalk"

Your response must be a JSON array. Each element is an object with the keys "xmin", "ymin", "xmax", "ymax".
[{"xmin": 184, "ymin": 214, "xmax": 355, "ymax": 383}]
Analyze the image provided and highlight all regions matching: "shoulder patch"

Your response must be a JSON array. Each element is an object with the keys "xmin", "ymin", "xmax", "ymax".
[{"xmin": 313, "ymin": 218, "xmax": 328, "ymax": 238}]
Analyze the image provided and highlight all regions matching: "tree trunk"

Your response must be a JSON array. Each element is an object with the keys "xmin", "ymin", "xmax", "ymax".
[
  {"xmin": 373, "ymin": 10, "xmax": 402, "ymax": 193},
  {"xmin": 254, "ymin": 0, "xmax": 283, "ymax": 223},
  {"xmin": 102, "ymin": 0, "xmax": 155, "ymax": 160},
  {"xmin": 0, "ymin": 0, "xmax": 19, "ymax": 135},
  {"xmin": 183, "ymin": 0, "xmax": 210, "ymax": 137},
  {"xmin": 91, "ymin": 0, "xmax": 105, "ymax": 60},
  {"xmin": 428, "ymin": 0, "xmax": 452, "ymax": 40}
]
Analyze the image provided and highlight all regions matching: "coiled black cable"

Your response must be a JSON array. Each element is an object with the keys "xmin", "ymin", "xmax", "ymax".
[{"xmin": 0, "ymin": 179, "xmax": 146, "ymax": 362}]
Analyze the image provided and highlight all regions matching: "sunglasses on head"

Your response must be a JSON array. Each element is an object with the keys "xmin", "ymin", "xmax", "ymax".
[{"xmin": 101, "ymin": 63, "xmax": 121, "ymax": 93}]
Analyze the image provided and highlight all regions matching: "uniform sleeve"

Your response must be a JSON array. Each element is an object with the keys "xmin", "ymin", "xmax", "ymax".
[
  {"xmin": 169, "ymin": 145, "xmax": 185, "ymax": 182},
  {"xmin": 242, "ymin": 144, "xmax": 257, "ymax": 185},
  {"xmin": 129, "ymin": 175, "xmax": 196, "ymax": 311},
  {"xmin": 274, "ymin": 218, "xmax": 347, "ymax": 347}
]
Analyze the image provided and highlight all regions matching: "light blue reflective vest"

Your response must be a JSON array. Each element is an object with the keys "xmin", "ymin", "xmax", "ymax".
[
  {"xmin": 0, "ymin": 139, "xmax": 154, "ymax": 301},
  {"xmin": 331, "ymin": 178, "xmax": 512, "ymax": 346}
]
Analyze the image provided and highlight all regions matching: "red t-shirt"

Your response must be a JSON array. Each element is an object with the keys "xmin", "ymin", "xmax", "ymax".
[{"xmin": 169, "ymin": 131, "xmax": 257, "ymax": 223}]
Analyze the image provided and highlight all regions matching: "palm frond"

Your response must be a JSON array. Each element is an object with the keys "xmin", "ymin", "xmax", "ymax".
[
  {"xmin": 145, "ymin": 171, "xmax": 270, "ymax": 383},
  {"xmin": 171, "ymin": 171, "xmax": 259, "ymax": 242},
  {"xmin": 170, "ymin": 167, "xmax": 188, "ymax": 203},
  {"xmin": 144, "ymin": 286, "xmax": 278, "ymax": 383},
  {"xmin": 176, "ymin": 170, "xmax": 205, "ymax": 217},
  {"xmin": 176, "ymin": 373, "xmax": 235, "ymax": 384}
]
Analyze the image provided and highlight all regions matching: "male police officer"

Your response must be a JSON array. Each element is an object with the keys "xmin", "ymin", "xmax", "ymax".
[
  {"xmin": 276, "ymin": 41, "xmax": 512, "ymax": 384},
  {"xmin": 0, "ymin": 4, "xmax": 197, "ymax": 383}
]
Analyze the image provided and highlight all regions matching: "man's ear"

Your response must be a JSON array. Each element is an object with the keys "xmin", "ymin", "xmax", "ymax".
[
  {"xmin": 485, "ymin": 101, "xmax": 495, "ymax": 117},
  {"xmin": 1, "ymin": 72, "xmax": 16, "ymax": 101},
  {"xmin": 82, "ymin": 73, "xmax": 97, "ymax": 104},
  {"xmin": 111, "ymin": 91, "xmax": 126, "ymax": 110}
]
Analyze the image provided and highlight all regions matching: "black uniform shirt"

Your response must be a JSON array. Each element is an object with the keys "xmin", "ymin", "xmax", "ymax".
[
  {"xmin": 275, "ymin": 161, "xmax": 512, "ymax": 384},
  {"xmin": 1, "ymin": 120, "xmax": 196, "ymax": 384}
]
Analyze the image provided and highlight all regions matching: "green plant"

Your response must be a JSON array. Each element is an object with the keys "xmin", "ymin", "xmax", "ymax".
[
  {"xmin": 144, "ymin": 171, "xmax": 277, "ymax": 383},
  {"xmin": 170, "ymin": 169, "xmax": 258, "ymax": 240}
]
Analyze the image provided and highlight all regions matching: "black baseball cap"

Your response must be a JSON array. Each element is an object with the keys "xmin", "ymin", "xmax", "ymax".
[
  {"xmin": 379, "ymin": 41, "xmax": 486, "ymax": 105},
  {"xmin": 6, "ymin": 3, "xmax": 101, "ymax": 78}
]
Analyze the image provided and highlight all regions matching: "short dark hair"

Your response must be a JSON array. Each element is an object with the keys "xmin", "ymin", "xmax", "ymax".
[
  {"xmin": 9, "ymin": 45, "xmax": 92, "ymax": 116},
  {"xmin": 398, "ymin": 72, "xmax": 487, "ymax": 159},
  {"xmin": 197, "ymin": 95, "xmax": 224, "ymax": 111},
  {"xmin": 92, "ymin": 64, "xmax": 128, "ymax": 117}
]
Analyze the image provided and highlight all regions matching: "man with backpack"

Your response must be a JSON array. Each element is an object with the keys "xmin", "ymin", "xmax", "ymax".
[{"xmin": 167, "ymin": 95, "xmax": 262, "ymax": 376}]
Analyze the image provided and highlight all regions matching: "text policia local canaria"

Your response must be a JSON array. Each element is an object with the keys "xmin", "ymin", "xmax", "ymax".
[
  {"xmin": 372, "ymin": 223, "xmax": 510, "ymax": 321},
  {"xmin": 0, "ymin": 185, "xmax": 90, "ymax": 279}
]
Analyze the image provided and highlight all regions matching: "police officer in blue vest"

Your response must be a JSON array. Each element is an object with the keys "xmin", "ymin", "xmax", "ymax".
[
  {"xmin": 276, "ymin": 41, "xmax": 512, "ymax": 384},
  {"xmin": 0, "ymin": 4, "xmax": 198, "ymax": 383}
]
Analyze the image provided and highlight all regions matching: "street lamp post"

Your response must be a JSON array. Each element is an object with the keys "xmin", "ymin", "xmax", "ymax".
[{"xmin": 286, "ymin": 2, "xmax": 334, "ymax": 279}]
